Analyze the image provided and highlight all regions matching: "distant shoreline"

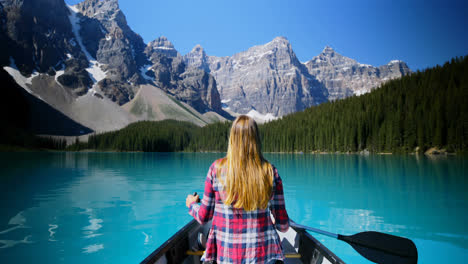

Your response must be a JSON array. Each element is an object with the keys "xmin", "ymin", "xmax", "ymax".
[{"xmin": 1, "ymin": 144, "xmax": 460, "ymax": 156}]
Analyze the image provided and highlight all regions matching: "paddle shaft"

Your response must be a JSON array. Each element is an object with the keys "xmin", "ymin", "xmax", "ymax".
[{"xmin": 291, "ymin": 223, "xmax": 338, "ymax": 239}]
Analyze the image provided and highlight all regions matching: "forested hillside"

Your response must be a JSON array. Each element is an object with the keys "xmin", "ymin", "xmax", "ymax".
[
  {"xmin": 261, "ymin": 56, "xmax": 467, "ymax": 153},
  {"xmin": 69, "ymin": 56, "xmax": 468, "ymax": 154},
  {"xmin": 69, "ymin": 120, "xmax": 197, "ymax": 152}
]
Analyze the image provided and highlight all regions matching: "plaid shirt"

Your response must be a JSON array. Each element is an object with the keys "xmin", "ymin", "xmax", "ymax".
[{"xmin": 189, "ymin": 159, "xmax": 290, "ymax": 264}]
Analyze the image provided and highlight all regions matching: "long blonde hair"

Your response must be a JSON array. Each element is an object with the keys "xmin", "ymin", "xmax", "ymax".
[{"xmin": 218, "ymin": 115, "xmax": 273, "ymax": 211}]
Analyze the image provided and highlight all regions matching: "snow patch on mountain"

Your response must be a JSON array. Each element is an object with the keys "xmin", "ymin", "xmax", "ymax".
[
  {"xmin": 246, "ymin": 109, "xmax": 277, "ymax": 123},
  {"xmin": 139, "ymin": 64, "xmax": 154, "ymax": 82},
  {"xmin": 154, "ymin": 46, "xmax": 173, "ymax": 50},
  {"xmin": 67, "ymin": 5, "xmax": 107, "ymax": 84},
  {"xmin": 54, "ymin": 66, "xmax": 65, "ymax": 85}
]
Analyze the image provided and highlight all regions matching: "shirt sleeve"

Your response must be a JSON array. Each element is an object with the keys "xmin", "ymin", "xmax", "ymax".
[
  {"xmin": 189, "ymin": 162, "xmax": 216, "ymax": 224},
  {"xmin": 270, "ymin": 166, "xmax": 290, "ymax": 232}
]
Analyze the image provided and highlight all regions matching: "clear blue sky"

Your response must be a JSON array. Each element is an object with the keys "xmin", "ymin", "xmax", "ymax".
[{"xmin": 65, "ymin": 0, "xmax": 468, "ymax": 71}]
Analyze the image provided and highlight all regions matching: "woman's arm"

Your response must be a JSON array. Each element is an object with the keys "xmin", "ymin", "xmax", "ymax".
[
  {"xmin": 270, "ymin": 167, "xmax": 290, "ymax": 232},
  {"xmin": 188, "ymin": 163, "xmax": 216, "ymax": 224}
]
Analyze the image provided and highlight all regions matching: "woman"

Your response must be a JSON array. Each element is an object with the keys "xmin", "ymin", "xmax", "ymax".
[{"xmin": 186, "ymin": 115, "xmax": 290, "ymax": 264}]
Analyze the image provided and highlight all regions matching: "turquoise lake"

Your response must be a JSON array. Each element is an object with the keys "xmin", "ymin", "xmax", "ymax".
[{"xmin": 0, "ymin": 152, "xmax": 467, "ymax": 263}]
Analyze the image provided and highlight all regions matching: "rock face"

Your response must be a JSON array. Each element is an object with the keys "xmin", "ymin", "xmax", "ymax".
[
  {"xmin": 0, "ymin": 0, "xmax": 87, "ymax": 82},
  {"xmin": 76, "ymin": 0, "xmax": 148, "ymax": 77},
  {"xmin": 184, "ymin": 39, "xmax": 411, "ymax": 116},
  {"xmin": 0, "ymin": 0, "xmax": 226, "ymax": 134},
  {"xmin": 73, "ymin": 0, "xmax": 223, "ymax": 111},
  {"xmin": 145, "ymin": 37, "xmax": 222, "ymax": 113},
  {"xmin": 1, "ymin": 0, "xmax": 411, "ymax": 134},
  {"xmin": 0, "ymin": 0, "xmax": 224, "ymax": 109},
  {"xmin": 73, "ymin": 0, "xmax": 149, "ymax": 104},
  {"xmin": 305, "ymin": 46, "xmax": 411, "ymax": 100},
  {"xmin": 146, "ymin": 36, "xmax": 180, "ymax": 58},
  {"xmin": 183, "ymin": 44, "xmax": 210, "ymax": 72},
  {"xmin": 184, "ymin": 37, "xmax": 328, "ymax": 116}
]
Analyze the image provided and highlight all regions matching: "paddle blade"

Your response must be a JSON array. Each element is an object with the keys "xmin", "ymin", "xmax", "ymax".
[{"xmin": 338, "ymin": 231, "xmax": 418, "ymax": 264}]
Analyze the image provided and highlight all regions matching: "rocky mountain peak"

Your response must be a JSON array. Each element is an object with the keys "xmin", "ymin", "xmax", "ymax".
[
  {"xmin": 237, "ymin": 36, "xmax": 295, "ymax": 64},
  {"xmin": 183, "ymin": 36, "xmax": 328, "ymax": 116},
  {"xmin": 321, "ymin": 45, "xmax": 335, "ymax": 55},
  {"xmin": 75, "ymin": 0, "xmax": 125, "ymax": 27},
  {"xmin": 67, "ymin": 0, "xmax": 149, "ymax": 104},
  {"xmin": 76, "ymin": 0, "xmax": 120, "ymax": 14},
  {"xmin": 307, "ymin": 46, "xmax": 356, "ymax": 68},
  {"xmin": 271, "ymin": 36, "xmax": 289, "ymax": 43},
  {"xmin": 183, "ymin": 44, "xmax": 209, "ymax": 72},
  {"xmin": 266, "ymin": 36, "xmax": 291, "ymax": 50},
  {"xmin": 191, "ymin": 44, "xmax": 205, "ymax": 54},
  {"xmin": 305, "ymin": 47, "xmax": 411, "ymax": 100},
  {"xmin": 146, "ymin": 36, "xmax": 179, "ymax": 58},
  {"xmin": 388, "ymin": 60, "xmax": 403, "ymax": 65},
  {"xmin": 150, "ymin": 36, "xmax": 175, "ymax": 49}
]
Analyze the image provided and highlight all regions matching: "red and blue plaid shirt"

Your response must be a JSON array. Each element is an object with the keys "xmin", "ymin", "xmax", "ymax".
[{"xmin": 189, "ymin": 159, "xmax": 290, "ymax": 264}]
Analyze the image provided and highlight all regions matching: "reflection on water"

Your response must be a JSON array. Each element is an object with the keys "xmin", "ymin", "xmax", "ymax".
[
  {"xmin": 48, "ymin": 224, "xmax": 58, "ymax": 242},
  {"xmin": 0, "ymin": 152, "xmax": 220, "ymax": 264},
  {"xmin": 83, "ymin": 243, "xmax": 104, "ymax": 254},
  {"xmin": 0, "ymin": 212, "xmax": 32, "ymax": 249},
  {"xmin": 0, "ymin": 152, "xmax": 466, "ymax": 263}
]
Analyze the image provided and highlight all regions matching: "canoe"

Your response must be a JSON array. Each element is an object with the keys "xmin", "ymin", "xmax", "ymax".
[{"xmin": 140, "ymin": 220, "xmax": 345, "ymax": 264}]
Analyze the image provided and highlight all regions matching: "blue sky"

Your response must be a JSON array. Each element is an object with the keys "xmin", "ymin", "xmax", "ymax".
[{"xmin": 65, "ymin": 0, "xmax": 468, "ymax": 71}]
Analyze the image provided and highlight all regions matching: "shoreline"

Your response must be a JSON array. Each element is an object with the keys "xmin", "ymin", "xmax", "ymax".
[{"xmin": 1, "ymin": 147, "xmax": 460, "ymax": 156}]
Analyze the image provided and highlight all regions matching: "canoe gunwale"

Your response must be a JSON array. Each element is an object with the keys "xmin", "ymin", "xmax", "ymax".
[
  {"xmin": 141, "ymin": 220, "xmax": 345, "ymax": 264},
  {"xmin": 290, "ymin": 222, "xmax": 346, "ymax": 264},
  {"xmin": 140, "ymin": 219, "xmax": 199, "ymax": 264}
]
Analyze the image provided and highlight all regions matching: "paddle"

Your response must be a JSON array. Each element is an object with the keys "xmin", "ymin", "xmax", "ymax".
[{"xmin": 291, "ymin": 222, "xmax": 418, "ymax": 264}]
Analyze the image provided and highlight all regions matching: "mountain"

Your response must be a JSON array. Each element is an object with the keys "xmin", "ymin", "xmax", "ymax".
[
  {"xmin": 0, "ymin": 0, "xmax": 226, "ymax": 135},
  {"xmin": 0, "ymin": 0, "xmax": 94, "ymax": 96},
  {"xmin": 144, "ymin": 36, "xmax": 223, "ymax": 114},
  {"xmin": 305, "ymin": 46, "xmax": 412, "ymax": 100},
  {"xmin": 0, "ymin": 0, "xmax": 411, "ymax": 136},
  {"xmin": 184, "ymin": 38, "xmax": 411, "ymax": 118},
  {"xmin": 0, "ymin": 69, "xmax": 93, "ymax": 136},
  {"xmin": 184, "ymin": 37, "xmax": 329, "ymax": 118},
  {"xmin": 70, "ymin": 56, "xmax": 468, "ymax": 153},
  {"xmin": 146, "ymin": 36, "xmax": 180, "ymax": 58}
]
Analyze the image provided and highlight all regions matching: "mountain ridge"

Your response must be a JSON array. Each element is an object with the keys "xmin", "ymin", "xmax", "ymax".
[
  {"xmin": 1, "ymin": 0, "xmax": 411, "ymax": 135},
  {"xmin": 183, "ymin": 36, "xmax": 410, "ymax": 116},
  {"xmin": 0, "ymin": 0, "xmax": 227, "ymax": 135},
  {"xmin": 305, "ymin": 46, "xmax": 411, "ymax": 100},
  {"xmin": 183, "ymin": 36, "xmax": 329, "ymax": 117}
]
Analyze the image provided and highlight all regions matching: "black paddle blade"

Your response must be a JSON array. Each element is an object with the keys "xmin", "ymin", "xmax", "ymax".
[{"xmin": 338, "ymin": 231, "xmax": 418, "ymax": 264}]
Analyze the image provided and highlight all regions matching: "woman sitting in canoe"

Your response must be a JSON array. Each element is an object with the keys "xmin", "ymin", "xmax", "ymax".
[{"xmin": 186, "ymin": 115, "xmax": 290, "ymax": 264}]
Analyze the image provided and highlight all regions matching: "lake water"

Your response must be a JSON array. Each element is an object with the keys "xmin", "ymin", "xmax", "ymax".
[{"xmin": 0, "ymin": 152, "xmax": 467, "ymax": 263}]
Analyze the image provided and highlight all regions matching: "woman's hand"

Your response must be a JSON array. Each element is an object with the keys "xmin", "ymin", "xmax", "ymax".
[{"xmin": 186, "ymin": 193, "xmax": 200, "ymax": 208}]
